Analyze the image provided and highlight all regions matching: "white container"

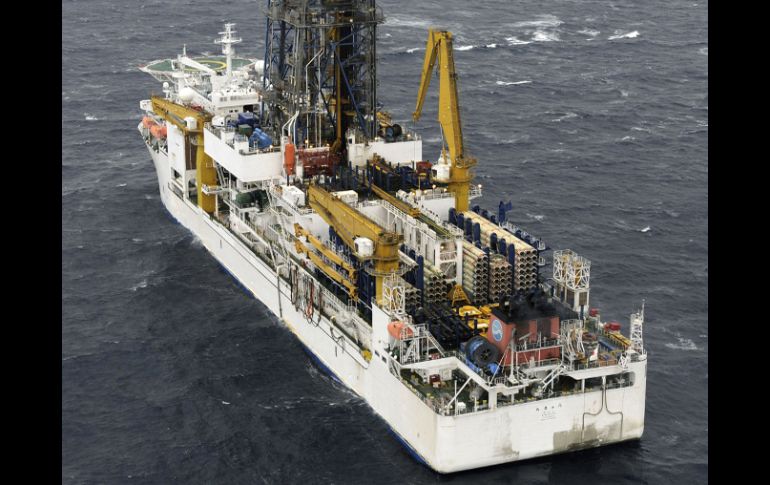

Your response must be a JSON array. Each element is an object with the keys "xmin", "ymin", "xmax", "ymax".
[
  {"xmin": 333, "ymin": 190, "xmax": 359, "ymax": 206},
  {"xmin": 354, "ymin": 237, "xmax": 374, "ymax": 257},
  {"xmin": 431, "ymin": 163, "xmax": 451, "ymax": 183},
  {"xmin": 184, "ymin": 116, "xmax": 198, "ymax": 130},
  {"xmin": 281, "ymin": 185, "xmax": 306, "ymax": 207}
]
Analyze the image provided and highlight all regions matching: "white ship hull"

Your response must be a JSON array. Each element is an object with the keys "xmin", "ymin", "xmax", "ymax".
[{"xmin": 146, "ymin": 144, "xmax": 646, "ymax": 473}]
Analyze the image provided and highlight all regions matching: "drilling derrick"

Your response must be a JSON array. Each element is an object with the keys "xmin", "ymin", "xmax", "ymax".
[{"xmin": 261, "ymin": 0, "xmax": 382, "ymax": 159}]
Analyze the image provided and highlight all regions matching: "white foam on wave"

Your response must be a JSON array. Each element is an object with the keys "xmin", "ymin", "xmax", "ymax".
[
  {"xmin": 552, "ymin": 112, "xmax": 578, "ymax": 122},
  {"xmin": 513, "ymin": 15, "xmax": 563, "ymax": 29},
  {"xmin": 84, "ymin": 113, "xmax": 98, "ymax": 121},
  {"xmin": 579, "ymin": 28, "xmax": 600, "ymax": 38},
  {"xmin": 506, "ymin": 36, "xmax": 532, "ymax": 46},
  {"xmin": 387, "ymin": 17, "xmax": 430, "ymax": 28},
  {"xmin": 639, "ymin": 226, "xmax": 651, "ymax": 233},
  {"xmin": 698, "ymin": 47, "xmax": 708, "ymax": 56},
  {"xmin": 532, "ymin": 30, "xmax": 560, "ymax": 42},
  {"xmin": 665, "ymin": 338, "xmax": 698, "ymax": 351},
  {"xmin": 608, "ymin": 30, "xmax": 640, "ymax": 40},
  {"xmin": 485, "ymin": 43, "xmax": 498, "ymax": 49},
  {"xmin": 406, "ymin": 47, "xmax": 424, "ymax": 54},
  {"xmin": 130, "ymin": 279, "xmax": 148, "ymax": 291},
  {"xmin": 496, "ymin": 80, "xmax": 532, "ymax": 86},
  {"xmin": 456, "ymin": 45, "xmax": 475, "ymax": 51}
]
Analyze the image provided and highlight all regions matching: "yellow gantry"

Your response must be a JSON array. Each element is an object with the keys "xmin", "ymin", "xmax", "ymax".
[
  {"xmin": 307, "ymin": 184, "xmax": 403, "ymax": 303},
  {"xmin": 150, "ymin": 96, "xmax": 216, "ymax": 214},
  {"xmin": 413, "ymin": 29, "xmax": 477, "ymax": 212}
]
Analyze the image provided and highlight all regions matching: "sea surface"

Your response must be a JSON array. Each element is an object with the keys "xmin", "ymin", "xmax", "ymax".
[{"xmin": 62, "ymin": 0, "xmax": 708, "ymax": 483}]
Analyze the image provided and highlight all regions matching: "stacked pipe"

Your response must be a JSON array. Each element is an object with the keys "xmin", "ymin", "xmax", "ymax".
[
  {"xmin": 463, "ymin": 211, "xmax": 538, "ymax": 292},
  {"xmin": 423, "ymin": 263, "xmax": 449, "ymax": 304},
  {"xmin": 398, "ymin": 277, "xmax": 422, "ymax": 312},
  {"xmin": 488, "ymin": 253, "xmax": 513, "ymax": 303},
  {"xmin": 462, "ymin": 241, "xmax": 489, "ymax": 305}
]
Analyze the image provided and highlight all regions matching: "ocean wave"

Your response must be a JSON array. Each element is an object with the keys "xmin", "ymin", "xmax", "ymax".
[
  {"xmin": 608, "ymin": 30, "xmax": 640, "ymax": 40},
  {"xmin": 84, "ymin": 113, "xmax": 99, "ymax": 121},
  {"xmin": 506, "ymin": 36, "xmax": 532, "ymax": 45},
  {"xmin": 532, "ymin": 30, "xmax": 560, "ymax": 42},
  {"xmin": 485, "ymin": 43, "xmax": 498, "ymax": 49},
  {"xmin": 551, "ymin": 112, "xmax": 578, "ymax": 122},
  {"xmin": 405, "ymin": 47, "xmax": 424, "ymax": 54},
  {"xmin": 579, "ymin": 28, "xmax": 600, "ymax": 38},
  {"xmin": 665, "ymin": 338, "xmax": 698, "ymax": 351},
  {"xmin": 386, "ymin": 17, "xmax": 430, "ymax": 28},
  {"xmin": 456, "ymin": 45, "xmax": 475, "ymax": 51},
  {"xmin": 513, "ymin": 15, "xmax": 563, "ymax": 29},
  {"xmin": 496, "ymin": 80, "xmax": 532, "ymax": 86},
  {"xmin": 130, "ymin": 279, "xmax": 148, "ymax": 291},
  {"xmin": 698, "ymin": 47, "xmax": 708, "ymax": 56}
]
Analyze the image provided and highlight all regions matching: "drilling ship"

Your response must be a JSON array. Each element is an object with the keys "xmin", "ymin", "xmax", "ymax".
[{"xmin": 137, "ymin": 2, "xmax": 647, "ymax": 473}]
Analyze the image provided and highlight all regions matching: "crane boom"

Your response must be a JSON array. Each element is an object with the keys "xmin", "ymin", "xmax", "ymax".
[
  {"xmin": 412, "ymin": 29, "xmax": 476, "ymax": 212},
  {"xmin": 307, "ymin": 184, "xmax": 402, "ymax": 303}
]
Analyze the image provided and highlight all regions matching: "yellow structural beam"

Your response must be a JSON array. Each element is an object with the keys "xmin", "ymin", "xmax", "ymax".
[
  {"xmin": 307, "ymin": 184, "xmax": 402, "ymax": 303},
  {"xmin": 150, "ymin": 96, "xmax": 216, "ymax": 214},
  {"xmin": 294, "ymin": 239, "xmax": 357, "ymax": 298},
  {"xmin": 294, "ymin": 223, "xmax": 357, "ymax": 281},
  {"xmin": 412, "ymin": 29, "xmax": 477, "ymax": 213},
  {"xmin": 366, "ymin": 176, "xmax": 421, "ymax": 218}
]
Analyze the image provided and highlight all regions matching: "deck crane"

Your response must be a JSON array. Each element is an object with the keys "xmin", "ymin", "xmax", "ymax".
[
  {"xmin": 413, "ymin": 29, "xmax": 477, "ymax": 213},
  {"xmin": 307, "ymin": 184, "xmax": 403, "ymax": 304},
  {"xmin": 150, "ymin": 96, "xmax": 216, "ymax": 213}
]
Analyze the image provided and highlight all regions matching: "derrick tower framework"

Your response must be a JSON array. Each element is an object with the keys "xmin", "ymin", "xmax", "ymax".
[{"xmin": 261, "ymin": 0, "xmax": 382, "ymax": 151}]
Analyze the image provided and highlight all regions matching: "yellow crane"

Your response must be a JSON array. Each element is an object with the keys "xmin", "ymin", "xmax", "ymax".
[
  {"xmin": 307, "ymin": 184, "xmax": 403, "ymax": 303},
  {"xmin": 413, "ymin": 29, "xmax": 477, "ymax": 213},
  {"xmin": 294, "ymin": 223, "xmax": 357, "ymax": 281},
  {"xmin": 150, "ymin": 96, "xmax": 216, "ymax": 214}
]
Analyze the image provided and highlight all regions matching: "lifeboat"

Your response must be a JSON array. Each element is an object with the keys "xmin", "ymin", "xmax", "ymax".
[
  {"xmin": 387, "ymin": 321, "xmax": 414, "ymax": 340},
  {"xmin": 284, "ymin": 141, "xmax": 296, "ymax": 175},
  {"xmin": 142, "ymin": 116, "xmax": 156, "ymax": 129},
  {"xmin": 150, "ymin": 124, "xmax": 163, "ymax": 139}
]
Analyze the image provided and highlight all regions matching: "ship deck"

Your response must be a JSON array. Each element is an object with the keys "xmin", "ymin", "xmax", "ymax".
[{"xmin": 142, "ymin": 56, "xmax": 255, "ymax": 74}]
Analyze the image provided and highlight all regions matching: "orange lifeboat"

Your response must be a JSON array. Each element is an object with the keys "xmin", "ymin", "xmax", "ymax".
[
  {"xmin": 150, "ymin": 124, "xmax": 163, "ymax": 139},
  {"xmin": 159, "ymin": 125, "xmax": 167, "ymax": 138},
  {"xmin": 284, "ymin": 141, "xmax": 296, "ymax": 175},
  {"xmin": 387, "ymin": 321, "xmax": 414, "ymax": 340},
  {"xmin": 142, "ymin": 116, "xmax": 156, "ymax": 129}
]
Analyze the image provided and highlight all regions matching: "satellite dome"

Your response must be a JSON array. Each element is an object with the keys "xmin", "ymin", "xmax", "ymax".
[{"xmin": 179, "ymin": 87, "xmax": 195, "ymax": 102}]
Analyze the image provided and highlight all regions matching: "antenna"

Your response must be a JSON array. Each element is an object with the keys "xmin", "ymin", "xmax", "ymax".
[{"xmin": 215, "ymin": 22, "xmax": 242, "ymax": 78}]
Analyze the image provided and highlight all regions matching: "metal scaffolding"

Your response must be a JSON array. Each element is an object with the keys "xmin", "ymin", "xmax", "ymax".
[{"xmin": 261, "ymin": 0, "xmax": 383, "ymax": 150}]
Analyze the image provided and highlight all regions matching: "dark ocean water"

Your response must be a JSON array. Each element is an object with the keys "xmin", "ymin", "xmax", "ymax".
[{"xmin": 62, "ymin": 0, "xmax": 708, "ymax": 483}]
